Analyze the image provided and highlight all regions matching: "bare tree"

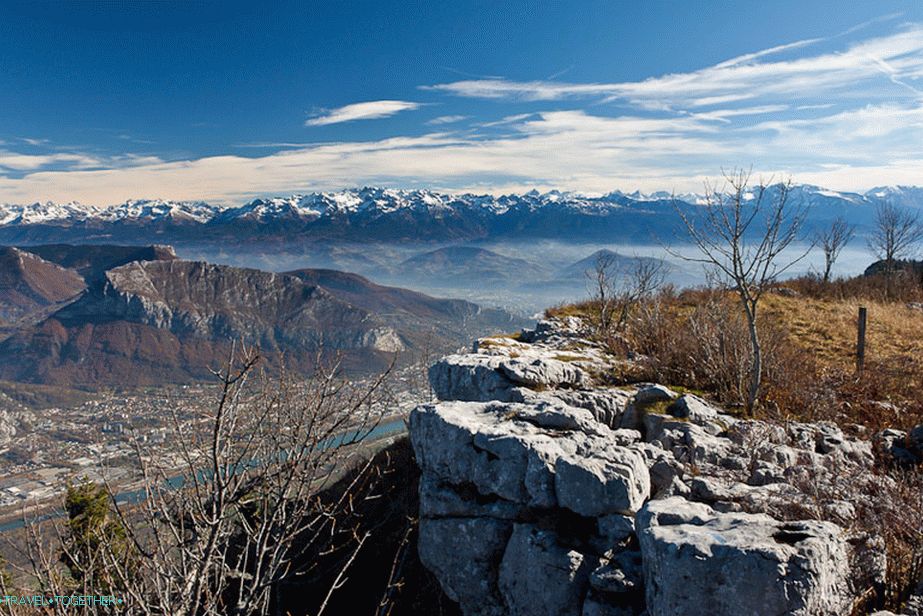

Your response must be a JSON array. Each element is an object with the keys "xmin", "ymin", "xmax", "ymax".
[
  {"xmin": 616, "ymin": 258, "xmax": 668, "ymax": 331},
  {"xmin": 868, "ymin": 201, "xmax": 923, "ymax": 287},
  {"xmin": 587, "ymin": 252, "xmax": 618, "ymax": 334},
  {"xmin": 672, "ymin": 170, "xmax": 810, "ymax": 412},
  {"xmin": 816, "ymin": 217, "xmax": 854, "ymax": 283},
  {"xmin": 18, "ymin": 346, "xmax": 397, "ymax": 616},
  {"xmin": 587, "ymin": 252, "xmax": 666, "ymax": 336},
  {"xmin": 411, "ymin": 328, "xmax": 437, "ymax": 402}
]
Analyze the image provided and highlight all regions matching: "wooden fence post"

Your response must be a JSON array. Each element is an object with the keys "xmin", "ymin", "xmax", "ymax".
[{"xmin": 856, "ymin": 306, "xmax": 867, "ymax": 376}]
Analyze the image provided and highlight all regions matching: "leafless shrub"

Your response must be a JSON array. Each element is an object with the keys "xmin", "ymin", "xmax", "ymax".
[
  {"xmin": 816, "ymin": 217, "xmax": 855, "ymax": 283},
  {"xmin": 784, "ymin": 270, "xmax": 923, "ymax": 304},
  {"xmin": 639, "ymin": 286, "xmax": 752, "ymax": 403},
  {"xmin": 283, "ymin": 437, "xmax": 459, "ymax": 616},
  {"xmin": 778, "ymin": 458, "xmax": 923, "ymax": 613},
  {"xmin": 586, "ymin": 252, "xmax": 666, "ymax": 343},
  {"xmin": 868, "ymin": 469, "xmax": 923, "ymax": 611},
  {"xmin": 12, "ymin": 345, "xmax": 398, "ymax": 616},
  {"xmin": 819, "ymin": 359, "xmax": 923, "ymax": 432},
  {"xmin": 630, "ymin": 285, "xmax": 811, "ymax": 411}
]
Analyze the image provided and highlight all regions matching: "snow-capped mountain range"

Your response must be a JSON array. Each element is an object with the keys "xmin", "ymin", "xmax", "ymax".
[
  {"xmin": 0, "ymin": 199, "xmax": 214, "ymax": 226},
  {"xmin": 0, "ymin": 185, "xmax": 920, "ymax": 244}
]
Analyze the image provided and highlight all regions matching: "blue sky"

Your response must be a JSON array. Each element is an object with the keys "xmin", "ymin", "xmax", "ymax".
[{"xmin": 2, "ymin": 0, "xmax": 923, "ymax": 204}]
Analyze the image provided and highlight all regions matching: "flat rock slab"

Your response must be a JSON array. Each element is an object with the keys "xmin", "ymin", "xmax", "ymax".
[
  {"xmin": 410, "ymin": 400, "xmax": 651, "ymax": 515},
  {"xmin": 429, "ymin": 349, "xmax": 592, "ymax": 403},
  {"xmin": 428, "ymin": 354, "xmax": 517, "ymax": 402},
  {"xmin": 637, "ymin": 497, "xmax": 851, "ymax": 616}
]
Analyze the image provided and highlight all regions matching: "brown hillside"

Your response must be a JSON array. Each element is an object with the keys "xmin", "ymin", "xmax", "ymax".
[
  {"xmin": 0, "ymin": 247, "xmax": 85, "ymax": 325},
  {"xmin": 0, "ymin": 260, "xmax": 519, "ymax": 389}
]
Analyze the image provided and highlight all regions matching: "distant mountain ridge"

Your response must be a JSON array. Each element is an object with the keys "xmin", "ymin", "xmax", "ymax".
[
  {"xmin": 0, "ymin": 254, "xmax": 521, "ymax": 388},
  {"xmin": 21, "ymin": 243, "xmax": 178, "ymax": 282},
  {"xmin": 0, "ymin": 184, "xmax": 917, "ymax": 244},
  {"xmin": 557, "ymin": 249, "xmax": 664, "ymax": 281},
  {"xmin": 400, "ymin": 246, "xmax": 551, "ymax": 285}
]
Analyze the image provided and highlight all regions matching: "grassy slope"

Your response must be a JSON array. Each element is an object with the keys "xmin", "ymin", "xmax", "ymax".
[
  {"xmin": 762, "ymin": 294, "xmax": 923, "ymax": 371},
  {"xmin": 554, "ymin": 289, "xmax": 923, "ymax": 374},
  {"xmin": 550, "ymin": 283, "xmax": 923, "ymax": 430}
]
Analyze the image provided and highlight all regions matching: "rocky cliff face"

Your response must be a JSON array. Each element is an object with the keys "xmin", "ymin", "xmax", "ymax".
[
  {"xmin": 0, "ymin": 260, "xmax": 410, "ymax": 386},
  {"xmin": 20, "ymin": 243, "xmax": 178, "ymax": 282},
  {"xmin": 0, "ymin": 257, "xmax": 525, "ymax": 388},
  {"xmin": 409, "ymin": 317, "xmax": 922, "ymax": 616},
  {"xmin": 54, "ymin": 260, "xmax": 405, "ymax": 353}
]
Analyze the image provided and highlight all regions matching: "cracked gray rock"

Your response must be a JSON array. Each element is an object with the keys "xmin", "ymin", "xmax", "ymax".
[
  {"xmin": 499, "ymin": 524, "xmax": 595, "ymax": 616},
  {"xmin": 637, "ymin": 497, "xmax": 852, "ymax": 616}
]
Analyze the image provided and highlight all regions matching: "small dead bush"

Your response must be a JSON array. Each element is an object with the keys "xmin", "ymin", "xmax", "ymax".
[
  {"xmin": 784, "ymin": 271, "xmax": 923, "ymax": 304},
  {"xmin": 629, "ymin": 287, "xmax": 818, "ymax": 413}
]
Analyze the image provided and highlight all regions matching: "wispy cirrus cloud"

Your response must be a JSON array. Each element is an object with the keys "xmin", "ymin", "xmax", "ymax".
[
  {"xmin": 426, "ymin": 115, "xmax": 468, "ymax": 125},
  {"xmin": 711, "ymin": 38, "xmax": 825, "ymax": 69},
  {"xmin": 423, "ymin": 79, "xmax": 622, "ymax": 101},
  {"xmin": 426, "ymin": 25, "xmax": 923, "ymax": 110},
  {"xmin": 305, "ymin": 100, "xmax": 422, "ymax": 126},
  {"xmin": 689, "ymin": 105, "xmax": 791, "ymax": 123}
]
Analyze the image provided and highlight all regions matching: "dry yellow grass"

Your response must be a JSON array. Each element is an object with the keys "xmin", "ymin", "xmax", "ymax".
[
  {"xmin": 762, "ymin": 294, "xmax": 923, "ymax": 372},
  {"xmin": 547, "ymin": 291, "xmax": 923, "ymax": 373}
]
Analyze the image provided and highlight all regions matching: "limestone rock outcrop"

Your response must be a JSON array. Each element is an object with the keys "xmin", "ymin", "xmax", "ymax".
[
  {"xmin": 410, "ymin": 316, "xmax": 894, "ymax": 615},
  {"xmin": 410, "ymin": 400, "xmax": 649, "ymax": 514}
]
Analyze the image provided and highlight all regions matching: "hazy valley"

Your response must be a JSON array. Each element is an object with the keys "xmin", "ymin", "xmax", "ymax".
[{"xmin": 0, "ymin": 184, "xmax": 902, "ymax": 314}]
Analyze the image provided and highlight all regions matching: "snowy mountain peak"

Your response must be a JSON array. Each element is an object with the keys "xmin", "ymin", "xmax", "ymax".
[
  {"xmin": 0, "ymin": 201, "xmax": 100, "ymax": 225},
  {"xmin": 864, "ymin": 186, "xmax": 923, "ymax": 208},
  {"xmin": 100, "ymin": 199, "xmax": 217, "ymax": 223}
]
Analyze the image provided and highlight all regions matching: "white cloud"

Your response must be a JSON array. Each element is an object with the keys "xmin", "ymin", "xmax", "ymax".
[
  {"xmin": 426, "ymin": 115, "xmax": 468, "ymax": 125},
  {"xmin": 427, "ymin": 25, "xmax": 923, "ymax": 110},
  {"xmin": 479, "ymin": 113, "xmax": 537, "ymax": 127},
  {"xmin": 424, "ymin": 79, "xmax": 622, "ymax": 101},
  {"xmin": 0, "ymin": 152, "xmax": 101, "ymax": 172},
  {"xmin": 305, "ymin": 100, "xmax": 422, "ymax": 126},
  {"xmin": 232, "ymin": 142, "xmax": 324, "ymax": 149},
  {"xmin": 0, "ymin": 106, "xmax": 879, "ymax": 204},
  {"xmin": 753, "ymin": 104, "xmax": 923, "ymax": 147},
  {"xmin": 0, "ymin": 111, "xmax": 729, "ymax": 203},
  {"xmin": 0, "ymin": 151, "xmax": 165, "ymax": 180},
  {"xmin": 796, "ymin": 159, "xmax": 923, "ymax": 189}
]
